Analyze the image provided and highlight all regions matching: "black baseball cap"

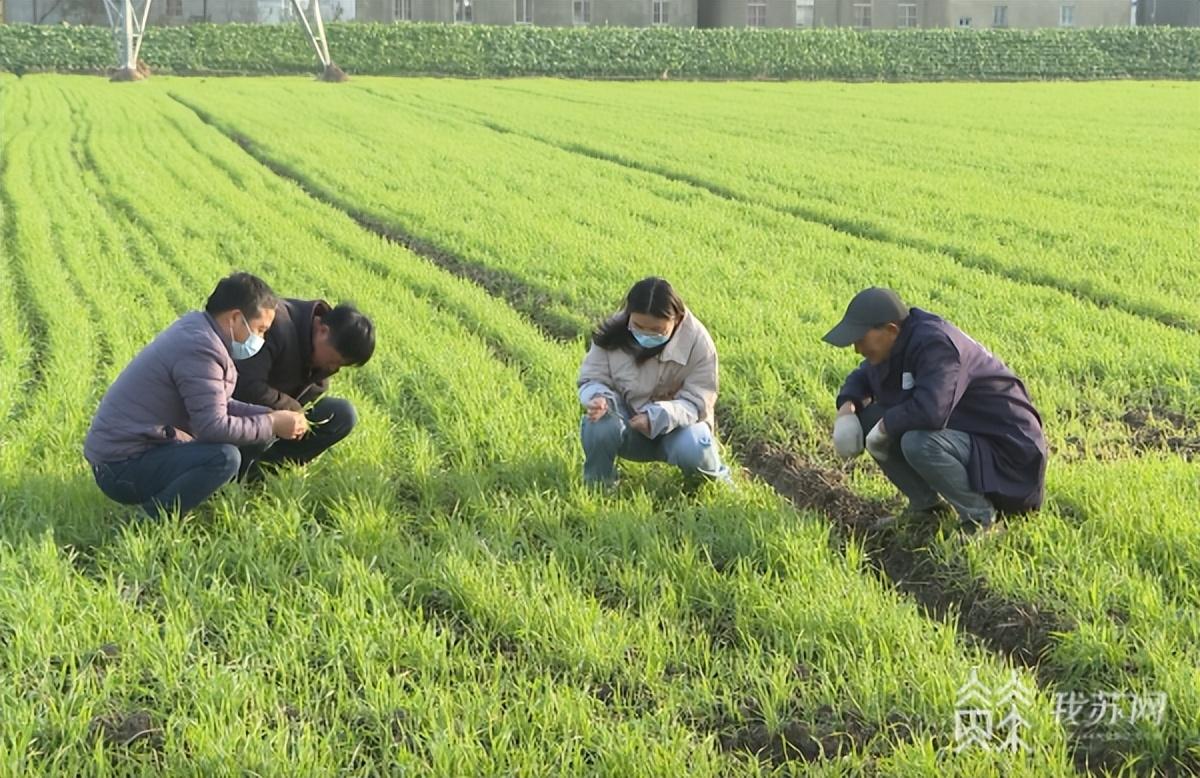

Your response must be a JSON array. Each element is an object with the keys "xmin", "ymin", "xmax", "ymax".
[{"xmin": 822, "ymin": 287, "xmax": 909, "ymax": 347}]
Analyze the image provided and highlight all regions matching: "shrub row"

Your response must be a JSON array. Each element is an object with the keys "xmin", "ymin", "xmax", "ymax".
[{"xmin": 1, "ymin": 23, "xmax": 1197, "ymax": 80}]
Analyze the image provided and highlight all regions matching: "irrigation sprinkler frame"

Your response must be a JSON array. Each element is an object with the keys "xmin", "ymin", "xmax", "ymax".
[
  {"xmin": 102, "ymin": 0, "xmax": 152, "ymax": 80},
  {"xmin": 100, "ymin": 0, "xmax": 346, "ymax": 82}
]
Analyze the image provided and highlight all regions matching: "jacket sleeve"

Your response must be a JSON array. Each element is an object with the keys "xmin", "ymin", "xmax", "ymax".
[
  {"xmin": 233, "ymin": 337, "xmax": 302, "ymax": 412},
  {"xmin": 174, "ymin": 343, "xmax": 275, "ymax": 445},
  {"xmin": 577, "ymin": 344, "xmax": 617, "ymax": 406},
  {"xmin": 836, "ymin": 362, "xmax": 874, "ymax": 411},
  {"xmin": 647, "ymin": 341, "xmax": 717, "ymax": 437},
  {"xmin": 295, "ymin": 377, "xmax": 331, "ymax": 408},
  {"xmin": 883, "ymin": 335, "xmax": 966, "ymax": 437},
  {"xmin": 228, "ymin": 398, "xmax": 273, "ymax": 418}
]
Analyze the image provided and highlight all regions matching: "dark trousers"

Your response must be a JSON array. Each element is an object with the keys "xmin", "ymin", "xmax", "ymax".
[
  {"xmin": 91, "ymin": 398, "xmax": 358, "ymax": 517},
  {"xmin": 242, "ymin": 397, "xmax": 358, "ymax": 476},
  {"xmin": 858, "ymin": 403, "xmax": 995, "ymax": 525}
]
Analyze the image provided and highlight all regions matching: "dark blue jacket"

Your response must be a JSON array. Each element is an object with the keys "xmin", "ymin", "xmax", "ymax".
[{"xmin": 836, "ymin": 308, "xmax": 1047, "ymax": 514}]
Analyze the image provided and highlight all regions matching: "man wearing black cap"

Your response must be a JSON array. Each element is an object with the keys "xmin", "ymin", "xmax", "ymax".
[{"xmin": 823, "ymin": 287, "xmax": 1047, "ymax": 534}]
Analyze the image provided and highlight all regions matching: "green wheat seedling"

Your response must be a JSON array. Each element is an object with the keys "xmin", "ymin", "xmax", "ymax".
[{"xmin": 0, "ymin": 73, "xmax": 1192, "ymax": 774}]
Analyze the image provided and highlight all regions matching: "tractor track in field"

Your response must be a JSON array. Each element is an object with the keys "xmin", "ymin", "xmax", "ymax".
[
  {"xmin": 174, "ymin": 84, "xmax": 1071, "ymax": 671},
  {"xmin": 1120, "ymin": 406, "xmax": 1200, "ymax": 459},
  {"xmin": 168, "ymin": 93, "xmax": 582, "ymax": 343},
  {"xmin": 405, "ymin": 99, "xmax": 1196, "ymax": 335},
  {"xmin": 167, "ymin": 93, "xmax": 1193, "ymax": 774},
  {"xmin": 60, "ymin": 105, "xmax": 117, "ymax": 392},
  {"xmin": 77, "ymin": 181, "xmax": 194, "ymax": 318},
  {"xmin": 717, "ymin": 408, "xmax": 1075, "ymax": 670},
  {"xmin": 417, "ymin": 583, "xmax": 931, "ymax": 769},
  {"xmin": 6, "ymin": 91, "xmax": 116, "ymax": 417},
  {"xmin": 62, "ymin": 91, "xmax": 196, "ymax": 316},
  {"xmin": 186, "ymin": 86, "xmax": 1200, "ymax": 466},
  {"xmin": 0, "ymin": 140, "xmax": 52, "ymax": 428},
  {"xmin": 73, "ymin": 111, "xmax": 221, "ymax": 317}
]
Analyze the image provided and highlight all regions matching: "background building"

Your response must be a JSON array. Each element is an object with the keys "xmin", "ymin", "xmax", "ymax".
[
  {"xmin": 7, "ymin": 0, "xmax": 1193, "ymax": 28},
  {"xmin": 702, "ymin": 0, "xmax": 1137, "ymax": 29},
  {"xmin": 1136, "ymin": 0, "xmax": 1200, "ymax": 24},
  {"xmin": 354, "ymin": 0, "xmax": 697, "ymax": 25}
]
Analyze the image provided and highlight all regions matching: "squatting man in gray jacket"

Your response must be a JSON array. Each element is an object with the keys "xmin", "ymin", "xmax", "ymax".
[{"xmin": 84, "ymin": 273, "xmax": 309, "ymax": 517}]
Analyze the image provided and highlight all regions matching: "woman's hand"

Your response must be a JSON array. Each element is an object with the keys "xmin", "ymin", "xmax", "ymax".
[
  {"xmin": 629, "ymin": 413, "xmax": 651, "ymax": 436},
  {"xmin": 651, "ymin": 382, "xmax": 682, "ymax": 402},
  {"xmin": 586, "ymin": 396, "xmax": 609, "ymax": 422}
]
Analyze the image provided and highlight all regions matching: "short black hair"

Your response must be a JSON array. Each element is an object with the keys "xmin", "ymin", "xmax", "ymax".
[
  {"xmin": 205, "ymin": 272, "xmax": 278, "ymax": 321},
  {"xmin": 324, "ymin": 303, "xmax": 375, "ymax": 367}
]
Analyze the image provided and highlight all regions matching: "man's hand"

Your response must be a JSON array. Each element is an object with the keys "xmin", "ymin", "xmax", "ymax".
[
  {"xmin": 865, "ymin": 420, "xmax": 890, "ymax": 462},
  {"xmin": 586, "ymin": 396, "xmax": 609, "ymax": 422},
  {"xmin": 629, "ymin": 412, "xmax": 651, "ymax": 436},
  {"xmin": 269, "ymin": 410, "xmax": 309, "ymax": 440}
]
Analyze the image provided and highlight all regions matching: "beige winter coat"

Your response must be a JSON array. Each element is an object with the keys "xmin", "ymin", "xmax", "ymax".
[{"xmin": 577, "ymin": 309, "xmax": 719, "ymax": 437}]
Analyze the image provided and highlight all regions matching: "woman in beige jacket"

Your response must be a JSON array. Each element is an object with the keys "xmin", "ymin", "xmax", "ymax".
[{"xmin": 577, "ymin": 277, "xmax": 732, "ymax": 488}]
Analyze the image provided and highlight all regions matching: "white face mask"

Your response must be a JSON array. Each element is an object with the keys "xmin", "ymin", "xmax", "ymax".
[
  {"xmin": 629, "ymin": 326, "xmax": 670, "ymax": 349},
  {"xmin": 230, "ymin": 314, "xmax": 265, "ymax": 361}
]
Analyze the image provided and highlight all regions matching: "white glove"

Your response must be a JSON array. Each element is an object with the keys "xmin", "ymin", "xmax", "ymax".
[
  {"xmin": 865, "ymin": 421, "xmax": 890, "ymax": 462},
  {"xmin": 832, "ymin": 414, "xmax": 864, "ymax": 459}
]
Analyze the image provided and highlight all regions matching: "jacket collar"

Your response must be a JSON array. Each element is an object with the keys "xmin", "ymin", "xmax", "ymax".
[
  {"xmin": 202, "ymin": 311, "xmax": 235, "ymax": 356},
  {"xmin": 290, "ymin": 298, "xmax": 332, "ymax": 374},
  {"xmin": 892, "ymin": 308, "xmax": 921, "ymax": 354},
  {"xmin": 875, "ymin": 307, "xmax": 921, "ymax": 380},
  {"xmin": 657, "ymin": 309, "xmax": 697, "ymax": 366}
]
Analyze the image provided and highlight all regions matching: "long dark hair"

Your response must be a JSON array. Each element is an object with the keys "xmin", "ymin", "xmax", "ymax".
[{"xmin": 592, "ymin": 277, "xmax": 686, "ymax": 363}]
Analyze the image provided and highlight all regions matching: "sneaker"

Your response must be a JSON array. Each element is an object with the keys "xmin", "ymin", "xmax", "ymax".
[
  {"xmin": 867, "ymin": 499, "xmax": 955, "ymax": 533},
  {"xmin": 958, "ymin": 514, "xmax": 998, "ymax": 537},
  {"xmin": 584, "ymin": 478, "xmax": 620, "ymax": 495},
  {"xmin": 709, "ymin": 464, "xmax": 737, "ymax": 490},
  {"xmin": 683, "ymin": 465, "xmax": 736, "ymax": 494}
]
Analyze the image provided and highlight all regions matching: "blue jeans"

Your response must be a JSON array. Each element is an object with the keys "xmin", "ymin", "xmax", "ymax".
[
  {"xmin": 580, "ymin": 407, "xmax": 730, "ymax": 486},
  {"xmin": 91, "ymin": 441, "xmax": 250, "ymax": 517},
  {"xmin": 859, "ymin": 404, "xmax": 995, "ymax": 526}
]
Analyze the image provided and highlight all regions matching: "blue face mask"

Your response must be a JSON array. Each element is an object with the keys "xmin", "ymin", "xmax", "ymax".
[
  {"xmin": 230, "ymin": 315, "xmax": 265, "ymax": 361},
  {"xmin": 630, "ymin": 326, "xmax": 670, "ymax": 349}
]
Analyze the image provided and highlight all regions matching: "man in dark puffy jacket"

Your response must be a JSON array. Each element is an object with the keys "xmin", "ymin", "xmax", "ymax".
[
  {"xmin": 85, "ymin": 273, "xmax": 309, "ymax": 517},
  {"xmin": 823, "ymin": 287, "xmax": 1047, "ymax": 534},
  {"xmin": 233, "ymin": 298, "xmax": 375, "ymax": 476}
]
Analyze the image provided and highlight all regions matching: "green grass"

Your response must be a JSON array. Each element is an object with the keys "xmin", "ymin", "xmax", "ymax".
[
  {"xmin": 402, "ymin": 79, "xmax": 1200, "ymax": 330},
  {"xmin": 0, "ymin": 73, "xmax": 1195, "ymax": 774}
]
